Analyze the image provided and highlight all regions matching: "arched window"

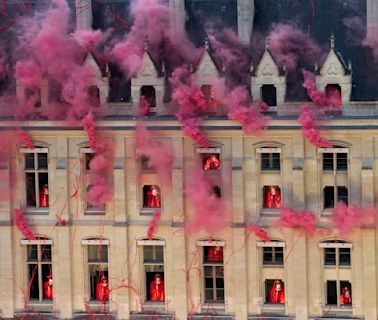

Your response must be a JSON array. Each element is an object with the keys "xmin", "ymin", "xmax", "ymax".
[
  {"xmin": 140, "ymin": 85, "xmax": 156, "ymax": 113},
  {"xmin": 261, "ymin": 84, "xmax": 277, "ymax": 107}
]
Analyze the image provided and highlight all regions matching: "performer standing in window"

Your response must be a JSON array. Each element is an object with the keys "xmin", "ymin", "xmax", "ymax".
[
  {"xmin": 269, "ymin": 279, "xmax": 285, "ymax": 304},
  {"xmin": 207, "ymin": 246, "xmax": 223, "ymax": 262},
  {"xmin": 203, "ymin": 154, "xmax": 220, "ymax": 170},
  {"xmin": 145, "ymin": 185, "xmax": 161, "ymax": 207},
  {"xmin": 265, "ymin": 186, "xmax": 281, "ymax": 208},
  {"xmin": 150, "ymin": 274, "xmax": 165, "ymax": 301},
  {"xmin": 340, "ymin": 286, "xmax": 352, "ymax": 305},
  {"xmin": 40, "ymin": 184, "xmax": 49, "ymax": 207},
  {"xmin": 43, "ymin": 275, "xmax": 53, "ymax": 299},
  {"xmin": 96, "ymin": 276, "xmax": 109, "ymax": 301}
]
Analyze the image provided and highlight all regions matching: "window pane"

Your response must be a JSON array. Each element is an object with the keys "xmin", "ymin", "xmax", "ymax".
[
  {"xmin": 37, "ymin": 153, "xmax": 48, "ymax": 169},
  {"xmin": 42, "ymin": 264, "xmax": 53, "ymax": 300},
  {"xmin": 88, "ymin": 245, "xmax": 108, "ymax": 263},
  {"xmin": 265, "ymin": 279, "xmax": 274, "ymax": 303},
  {"xmin": 155, "ymin": 246, "xmax": 164, "ymax": 262},
  {"xmin": 143, "ymin": 246, "xmax": 163, "ymax": 263},
  {"xmin": 216, "ymin": 278, "xmax": 224, "ymax": 289},
  {"xmin": 272, "ymin": 153, "xmax": 280, "ymax": 170},
  {"xmin": 204, "ymin": 266, "xmax": 213, "ymax": 277},
  {"xmin": 25, "ymin": 153, "xmax": 35, "ymax": 170},
  {"xmin": 339, "ymin": 248, "xmax": 351, "ymax": 266},
  {"xmin": 336, "ymin": 153, "xmax": 347, "ymax": 171},
  {"xmin": 26, "ymin": 172, "xmax": 36, "ymax": 207},
  {"xmin": 326, "ymin": 280, "xmax": 337, "ymax": 305},
  {"xmin": 27, "ymin": 245, "xmax": 38, "ymax": 262},
  {"xmin": 215, "ymin": 266, "xmax": 224, "ymax": 277},
  {"xmin": 325, "ymin": 248, "xmax": 336, "ymax": 265},
  {"xmin": 263, "ymin": 247, "xmax": 273, "ymax": 264},
  {"xmin": 205, "ymin": 289, "xmax": 214, "ymax": 301},
  {"xmin": 39, "ymin": 173, "xmax": 49, "ymax": 207},
  {"xmin": 324, "ymin": 186, "xmax": 334, "ymax": 209},
  {"xmin": 205, "ymin": 278, "xmax": 214, "ymax": 289},
  {"xmin": 337, "ymin": 186, "xmax": 348, "ymax": 206},
  {"xmin": 275, "ymin": 247, "xmax": 284, "ymax": 264},
  {"xmin": 28, "ymin": 264, "xmax": 39, "ymax": 299},
  {"xmin": 261, "ymin": 153, "xmax": 270, "ymax": 170},
  {"xmin": 216, "ymin": 289, "xmax": 224, "ymax": 301},
  {"xmin": 41, "ymin": 245, "xmax": 51, "ymax": 262},
  {"xmin": 323, "ymin": 153, "xmax": 334, "ymax": 171}
]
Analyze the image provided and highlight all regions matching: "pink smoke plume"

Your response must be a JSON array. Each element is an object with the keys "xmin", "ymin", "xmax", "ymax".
[
  {"xmin": 72, "ymin": 29, "xmax": 104, "ymax": 51},
  {"xmin": 83, "ymin": 112, "xmax": 96, "ymax": 150},
  {"xmin": 185, "ymin": 169, "xmax": 230, "ymax": 235},
  {"xmin": 276, "ymin": 207, "xmax": 316, "ymax": 236},
  {"xmin": 139, "ymin": 95, "xmax": 150, "ymax": 117},
  {"xmin": 136, "ymin": 123, "xmax": 173, "ymax": 185},
  {"xmin": 303, "ymin": 71, "xmax": 341, "ymax": 108},
  {"xmin": 331, "ymin": 202, "xmax": 377, "ymax": 236},
  {"xmin": 13, "ymin": 208, "xmax": 36, "ymax": 240},
  {"xmin": 147, "ymin": 210, "xmax": 161, "ymax": 240},
  {"xmin": 268, "ymin": 23, "xmax": 322, "ymax": 71},
  {"xmin": 299, "ymin": 104, "xmax": 332, "ymax": 148},
  {"xmin": 247, "ymin": 224, "xmax": 270, "ymax": 241},
  {"xmin": 170, "ymin": 66, "xmax": 209, "ymax": 147},
  {"xmin": 17, "ymin": 130, "xmax": 34, "ymax": 149}
]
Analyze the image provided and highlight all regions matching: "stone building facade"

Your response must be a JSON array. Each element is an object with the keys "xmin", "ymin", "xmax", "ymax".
[{"xmin": 1, "ymin": 1, "xmax": 378, "ymax": 320}]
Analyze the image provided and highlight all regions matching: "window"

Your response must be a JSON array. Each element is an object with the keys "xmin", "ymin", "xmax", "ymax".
[
  {"xmin": 203, "ymin": 246, "xmax": 224, "ymax": 303},
  {"xmin": 261, "ymin": 84, "xmax": 277, "ymax": 107},
  {"xmin": 323, "ymin": 186, "xmax": 348, "ymax": 209},
  {"xmin": 325, "ymin": 84, "xmax": 341, "ymax": 104},
  {"xmin": 86, "ymin": 242, "xmax": 109, "ymax": 301},
  {"xmin": 263, "ymin": 247, "xmax": 284, "ymax": 265},
  {"xmin": 322, "ymin": 241, "xmax": 351, "ymax": 267},
  {"xmin": 108, "ymin": 63, "xmax": 131, "ymax": 103},
  {"xmin": 143, "ymin": 185, "xmax": 161, "ymax": 208},
  {"xmin": 141, "ymin": 155, "xmax": 154, "ymax": 171},
  {"xmin": 263, "ymin": 186, "xmax": 281, "ymax": 208},
  {"xmin": 326, "ymin": 281, "xmax": 352, "ymax": 306},
  {"xmin": 88, "ymin": 85, "xmax": 100, "ymax": 108},
  {"xmin": 23, "ymin": 147, "xmax": 49, "ymax": 209},
  {"xmin": 200, "ymin": 85, "xmax": 217, "ymax": 110},
  {"xmin": 322, "ymin": 151, "xmax": 347, "ymax": 171},
  {"xmin": 265, "ymin": 279, "xmax": 285, "ymax": 304},
  {"xmin": 143, "ymin": 245, "xmax": 164, "ymax": 302},
  {"xmin": 261, "ymin": 152, "xmax": 280, "ymax": 171},
  {"xmin": 25, "ymin": 87, "xmax": 41, "ymax": 109},
  {"xmin": 140, "ymin": 86, "xmax": 156, "ymax": 114},
  {"xmin": 26, "ymin": 241, "xmax": 53, "ymax": 301},
  {"xmin": 212, "ymin": 185, "xmax": 221, "ymax": 198},
  {"xmin": 202, "ymin": 153, "xmax": 220, "ymax": 170}
]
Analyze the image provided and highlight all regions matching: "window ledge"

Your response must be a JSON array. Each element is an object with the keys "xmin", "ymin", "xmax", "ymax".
[
  {"xmin": 323, "ymin": 305, "xmax": 353, "ymax": 313},
  {"xmin": 261, "ymin": 304, "xmax": 285, "ymax": 313},
  {"xmin": 261, "ymin": 169, "xmax": 281, "ymax": 173},
  {"xmin": 140, "ymin": 208, "xmax": 160, "ymax": 216},
  {"xmin": 262, "ymin": 264, "xmax": 284, "ymax": 268},
  {"xmin": 142, "ymin": 301, "xmax": 165, "ymax": 312},
  {"xmin": 84, "ymin": 209, "xmax": 106, "ymax": 216},
  {"xmin": 201, "ymin": 303, "xmax": 225, "ymax": 312},
  {"xmin": 25, "ymin": 208, "xmax": 49, "ymax": 215},
  {"xmin": 261, "ymin": 209, "xmax": 281, "ymax": 216}
]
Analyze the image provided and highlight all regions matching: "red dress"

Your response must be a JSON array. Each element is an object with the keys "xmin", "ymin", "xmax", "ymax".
[
  {"xmin": 340, "ymin": 287, "xmax": 352, "ymax": 304},
  {"xmin": 145, "ymin": 186, "xmax": 161, "ymax": 207},
  {"xmin": 207, "ymin": 246, "xmax": 223, "ymax": 262},
  {"xmin": 150, "ymin": 275, "xmax": 164, "ymax": 301},
  {"xmin": 269, "ymin": 280, "xmax": 285, "ymax": 304},
  {"xmin": 40, "ymin": 185, "xmax": 49, "ymax": 207},
  {"xmin": 203, "ymin": 156, "xmax": 220, "ymax": 170},
  {"xmin": 43, "ymin": 279, "xmax": 53, "ymax": 299},
  {"xmin": 265, "ymin": 186, "xmax": 281, "ymax": 208},
  {"xmin": 96, "ymin": 278, "xmax": 109, "ymax": 301}
]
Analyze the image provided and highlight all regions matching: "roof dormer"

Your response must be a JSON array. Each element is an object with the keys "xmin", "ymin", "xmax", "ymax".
[
  {"xmin": 131, "ymin": 38, "xmax": 165, "ymax": 115},
  {"xmin": 251, "ymin": 39, "xmax": 287, "ymax": 108},
  {"xmin": 316, "ymin": 33, "xmax": 352, "ymax": 103}
]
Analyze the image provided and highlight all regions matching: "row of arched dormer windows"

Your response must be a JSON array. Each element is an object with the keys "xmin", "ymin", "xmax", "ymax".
[{"xmin": 20, "ymin": 237, "xmax": 352, "ymax": 307}]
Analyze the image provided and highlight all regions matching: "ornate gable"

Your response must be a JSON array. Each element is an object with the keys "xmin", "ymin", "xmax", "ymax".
[
  {"xmin": 83, "ymin": 52, "xmax": 103, "ymax": 78},
  {"xmin": 251, "ymin": 41, "xmax": 287, "ymax": 105},
  {"xmin": 132, "ymin": 49, "xmax": 163, "ymax": 87},
  {"xmin": 316, "ymin": 34, "xmax": 352, "ymax": 103}
]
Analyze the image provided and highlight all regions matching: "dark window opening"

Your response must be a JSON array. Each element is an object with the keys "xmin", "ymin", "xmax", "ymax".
[
  {"xmin": 212, "ymin": 185, "xmax": 221, "ymax": 198},
  {"xmin": 325, "ymin": 84, "xmax": 341, "ymax": 104},
  {"xmin": 88, "ymin": 85, "xmax": 100, "ymax": 108},
  {"xmin": 89, "ymin": 268, "xmax": 109, "ymax": 301},
  {"xmin": 25, "ymin": 87, "xmax": 41, "ymax": 109},
  {"xmin": 108, "ymin": 63, "xmax": 131, "ymax": 102},
  {"xmin": 263, "ymin": 246, "xmax": 284, "ymax": 265},
  {"xmin": 85, "ymin": 153, "xmax": 95, "ymax": 171},
  {"xmin": 325, "ymin": 248, "xmax": 336, "ymax": 265},
  {"xmin": 339, "ymin": 248, "xmax": 351, "ymax": 266},
  {"xmin": 261, "ymin": 85, "xmax": 277, "ymax": 107},
  {"xmin": 202, "ymin": 153, "xmax": 220, "ymax": 170},
  {"xmin": 323, "ymin": 186, "xmax": 334, "ymax": 209},
  {"xmin": 265, "ymin": 279, "xmax": 285, "ymax": 304},
  {"xmin": 322, "ymin": 151, "xmax": 347, "ymax": 171},
  {"xmin": 340, "ymin": 281, "xmax": 352, "ymax": 305},
  {"xmin": 204, "ymin": 246, "xmax": 223, "ymax": 263},
  {"xmin": 201, "ymin": 85, "xmax": 217, "ymax": 110},
  {"xmin": 144, "ymin": 245, "xmax": 164, "ymax": 302},
  {"xmin": 326, "ymin": 280, "xmax": 337, "ymax": 305},
  {"xmin": 263, "ymin": 186, "xmax": 281, "ymax": 208},
  {"xmin": 143, "ymin": 185, "xmax": 161, "ymax": 208},
  {"xmin": 323, "ymin": 153, "xmax": 334, "ymax": 171},
  {"xmin": 141, "ymin": 155, "xmax": 153, "ymax": 171},
  {"xmin": 140, "ymin": 86, "xmax": 156, "ymax": 114},
  {"xmin": 261, "ymin": 152, "xmax": 280, "ymax": 171}
]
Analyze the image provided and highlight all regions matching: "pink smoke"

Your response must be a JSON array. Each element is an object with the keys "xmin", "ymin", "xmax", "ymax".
[
  {"xmin": 147, "ymin": 210, "xmax": 161, "ymax": 240},
  {"xmin": 17, "ymin": 130, "xmax": 34, "ymax": 149},
  {"xmin": 331, "ymin": 202, "xmax": 377, "ymax": 236},
  {"xmin": 83, "ymin": 112, "xmax": 96, "ymax": 150},
  {"xmin": 185, "ymin": 169, "xmax": 229, "ymax": 235},
  {"xmin": 136, "ymin": 123, "xmax": 173, "ymax": 185},
  {"xmin": 13, "ymin": 208, "xmax": 36, "ymax": 240},
  {"xmin": 139, "ymin": 95, "xmax": 150, "ymax": 117},
  {"xmin": 247, "ymin": 224, "xmax": 270, "ymax": 241},
  {"xmin": 170, "ymin": 66, "xmax": 209, "ymax": 147},
  {"xmin": 268, "ymin": 23, "xmax": 322, "ymax": 71},
  {"xmin": 299, "ymin": 104, "xmax": 332, "ymax": 148},
  {"xmin": 276, "ymin": 207, "xmax": 316, "ymax": 236},
  {"xmin": 303, "ymin": 71, "xmax": 341, "ymax": 108},
  {"xmin": 72, "ymin": 29, "xmax": 104, "ymax": 51}
]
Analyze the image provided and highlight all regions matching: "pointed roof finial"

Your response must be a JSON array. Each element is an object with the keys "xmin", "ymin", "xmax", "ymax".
[
  {"xmin": 161, "ymin": 61, "xmax": 166, "ymax": 76},
  {"xmin": 204, "ymin": 36, "xmax": 209, "ymax": 51},
  {"xmin": 330, "ymin": 33, "xmax": 335, "ymax": 49},
  {"xmin": 265, "ymin": 37, "xmax": 270, "ymax": 50},
  {"xmin": 221, "ymin": 63, "xmax": 226, "ymax": 73},
  {"xmin": 314, "ymin": 61, "xmax": 319, "ymax": 72},
  {"xmin": 250, "ymin": 63, "xmax": 254, "ymax": 75},
  {"xmin": 348, "ymin": 59, "xmax": 352, "ymax": 72},
  {"xmin": 144, "ymin": 35, "xmax": 149, "ymax": 52}
]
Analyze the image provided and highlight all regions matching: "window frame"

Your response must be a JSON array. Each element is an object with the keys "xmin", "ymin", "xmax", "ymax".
[
  {"xmin": 325, "ymin": 280, "xmax": 353, "ymax": 307},
  {"xmin": 20, "ymin": 147, "xmax": 49, "ymax": 211},
  {"xmin": 257, "ymin": 147, "xmax": 281, "ymax": 172},
  {"xmin": 318, "ymin": 147, "xmax": 349, "ymax": 172},
  {"xmin": 320, "ymin": 241, "xmax": 352, "ymax": 267},
  {"xmin": 323, "ymin": 186, "xmax": 349, "ymax": 209}
]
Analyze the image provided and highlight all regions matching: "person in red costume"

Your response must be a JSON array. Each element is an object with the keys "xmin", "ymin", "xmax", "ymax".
[
  {"xmin": 150, "ymin": 274, "xmax": 164, "ymax": 301},
  {"xmin": 145, "ymin": 185, "xmax": 161, "ymax": 207},
  {"xmin": 40, "ymin": 184, "xmax": 49, "ymax": 207},
  {"xmin": 207, "ymin": 246, "xmax": 223, "ymax": 262},
  {"xmin": 203, "ymin": 154, "xmax": 220, "ymax": 170},
  {"xmin": 269, "ymin": 279, "xmax": 285, "ymax": 304},
  {"xmin": 43, "ymin": 275, "xmax": 53, "ymax": 299},
  {"xmin": 265, "ymin": 186, "xmax": 281, "ymax": 208},
  {"xmin": 340, "ymin": 286, "xmax": 352, "ymax": 305},
  {"xmin": 96, "ymin": 275, "xmax": 109, "ymax": 301}
]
